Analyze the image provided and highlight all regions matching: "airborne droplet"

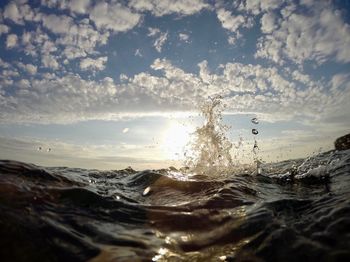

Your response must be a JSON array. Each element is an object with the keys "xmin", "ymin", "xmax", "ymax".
[
  {"xmin": 143, "ymin": 186, "xmax": 151, "ymax": 196},
  {"xmin": 253, "ymin": 140, "xmax": 259, "ymax": 154},
  {"xmin": 252, "ymin": 129, "xmax": 258, "ymax": 135},
  {"xmin": 251, "ymin": 117, "xmax": 259, "ymax": 124}
]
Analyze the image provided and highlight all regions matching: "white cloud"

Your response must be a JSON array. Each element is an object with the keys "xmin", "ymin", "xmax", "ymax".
[
  {"xmin": 147, "ymin": 28, "xmax": 168, "ymax": 52},
  {"xmin": 0, "ymin": 79, "xmax": 14, "ymax": 87},
  {"xmin": 21, "ymin": 28, "xmax": 50, "ymax": 57},
  {"xmin": 227, "ymin": 35, "xmax": 237, "ymax": 45},
  {"xmin": 41, "ymin": 14, "xmax": 74, "ymax": 34},
  {"xmin": 6, "ymin": 34, "xmax": 18, "ymax": 49},
  {"xmin": 3, "ymin": 2, "xmax": 22, "ymax": 24},
  {"xmin": 0, "ymin": 74, "xmax": 120, "ymax": 123},
  {"xmin": 17, "ymin": 79, "xmax": 31, "ymax": 89},
  {"xmin": 40, "ymin": 0, "xmax": 59, "ymax": 8},
  {"xmin": 89, "ymin": 2, "xmax": 141, "ymax": 32},
  {"xmin": 0, "ymin": 24, "xmax": 9, "ymax": 35},
  {"xmin": 260, "ymin": 12, "xmax": 277, "ymax": 33},
  {"xmin": 58, "ymin": 21, "xmax": 110, "ymax": 59},
  {"xmin": 239, "ymin": 0, "xmax": 282, "ymax": 15},
  {"xmin": 64, "ymin": 0, "xmax": 91, "ymax": 14},
  {"xmin": 154, "ymin": 31, "xmax": 168, "ymax": 52},
  {"xmin": 216, "ymin": 8, "xmax": 246, "ymax": 33},
  {"xmin": 216, "ymin": 7, "xmax": 253, "ymax": 45},
  {"xmin": 19, "ymin": 3, "xmax": 131, "ymax": 63},
  {"xmin": 21, "ymin": 31, "xmax": 31, "ymax": 44},
  {"xmin": 134, "ymin": 49, "xmax": 142, "ymax": 57},
  {"xmin": 3, "ymin": 1, "xmax": 39, "ymax": 24},
  {"xmin": 17, "ymin": 62, "xmax": 37, "ymax": 75},
  {"xmin": 256, "ymin": 1, "xmax": 350, "ymax": 64},
  {"xmin": 330, "ymin": 73, "xmax": 350, "ymax": 92},
  {"xmin": 129, "ymin": 0, "xmax": 209, "ymax": 16},
  {"xmin": 179, "ymin": 32, "xmax": 189, "ymax": 42},
  {"xmin": 80, "ymin": 56, "xmax": 108, "ymax": 71},
  {"xmin": 0, "ymin": 58, "xmax": 11, "ymax": 68},
  {"xmin": 41, "ymin": 40, "xmax": 57, "ymax": 54},
  {"xmin": 292, "ymin": 70, "xmax": 312, "ymax": 86},
  {"xmin": 21, "ymin": 13, "xmax": 109, "ymax": 60},
  {"xmin": 41, "ymin": 0, "xmax": 91, "ymax": 14},
  {"xmin": 41, "ymin": 54, "xmax": 59, "ymax": 69},
  {"xmin": 148, "ymin": 27, "xmax": 160, "ymax": 36},
  {"xmin": 1, "ymin": 68, "xmax": 19, "ymax": 78},
  {"xmin": 1, "ymin": 55, "xmax": 347, "ymax": 127},
  {"xmin": 120, "ymin": 74, "xmax": 128, "ymax": 81}
]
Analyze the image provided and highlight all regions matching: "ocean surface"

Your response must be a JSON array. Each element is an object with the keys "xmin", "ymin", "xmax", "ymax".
[{"xmin": 0, "ymin": 149, "xmax": 349, "ymax": 262}]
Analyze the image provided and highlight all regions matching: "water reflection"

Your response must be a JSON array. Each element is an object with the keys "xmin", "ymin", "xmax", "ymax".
[{"xmin": 143, "ymin": 170, "xmax": 250, "ymax": 261}]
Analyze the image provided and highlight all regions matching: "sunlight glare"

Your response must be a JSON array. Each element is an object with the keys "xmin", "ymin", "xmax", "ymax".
[{"xmin": 161, "ymin": 121, "xmax": 194, "ymax": 160}]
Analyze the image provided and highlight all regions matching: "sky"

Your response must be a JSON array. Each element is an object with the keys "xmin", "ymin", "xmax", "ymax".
[{"xmin": 0, "ymin": 0, "xmax": 349, "ymax": 170}]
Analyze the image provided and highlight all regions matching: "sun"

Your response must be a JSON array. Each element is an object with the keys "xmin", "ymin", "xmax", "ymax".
[{"xmin": 161, "ymin": 121, "xmax": 194, "ymax": 160}]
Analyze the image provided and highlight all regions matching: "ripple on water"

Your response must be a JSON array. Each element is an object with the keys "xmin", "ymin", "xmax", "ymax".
[{"xmin": 0, "ymin": 150, "xmax": 350, "ymax": 261}]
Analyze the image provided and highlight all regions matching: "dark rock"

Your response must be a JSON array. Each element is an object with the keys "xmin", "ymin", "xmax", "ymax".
[{"xmin": 335, "ymin": 133, "xmax": 350, "ymax": 151}]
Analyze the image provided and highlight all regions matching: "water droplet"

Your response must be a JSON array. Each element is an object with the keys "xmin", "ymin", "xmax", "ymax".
[
  {"xmin": 38, "ymin": 147, "xmax": 42, "ymax": 151},
  {"xmin": 253, "ymin": 142, "xmax": 259, "ymax": 154},
  {"xmin": 253, "ymin": 140, "xmax": 259, "ymax": 149},
  {"xmin": 252, "ymin": 129, "xmax": 258, "ymax": 135},
  {"xmin": 251, "ymin": 117, "xmax": 259, "ymax": 124},
  {"xmin": 47, "ymin": 148, "xmax": 51, "ymax": 152},
  {"xmin": 143, "ymin": 186, "xmax": 151, "ymax": 196}
]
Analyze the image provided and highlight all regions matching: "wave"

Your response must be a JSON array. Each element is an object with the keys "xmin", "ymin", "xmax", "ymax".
[{"xmin": 1, "ymin": 149, "xmax": 350, "ymax": 261}]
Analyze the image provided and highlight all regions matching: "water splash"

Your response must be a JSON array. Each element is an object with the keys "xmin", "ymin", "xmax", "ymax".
[{"xmin": 184, "ymin": 95, "xmax": 233, "ymax": 174}]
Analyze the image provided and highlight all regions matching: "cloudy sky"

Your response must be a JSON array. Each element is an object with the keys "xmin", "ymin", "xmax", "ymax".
[{"xmin": 0, "ymin": 0, "xmax": 349, "ymax": 169}]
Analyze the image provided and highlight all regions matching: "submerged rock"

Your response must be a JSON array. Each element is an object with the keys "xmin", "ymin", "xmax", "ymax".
[{"xmin": 335, "ymin": 133, "xmax": 350, "ymax": 151}]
